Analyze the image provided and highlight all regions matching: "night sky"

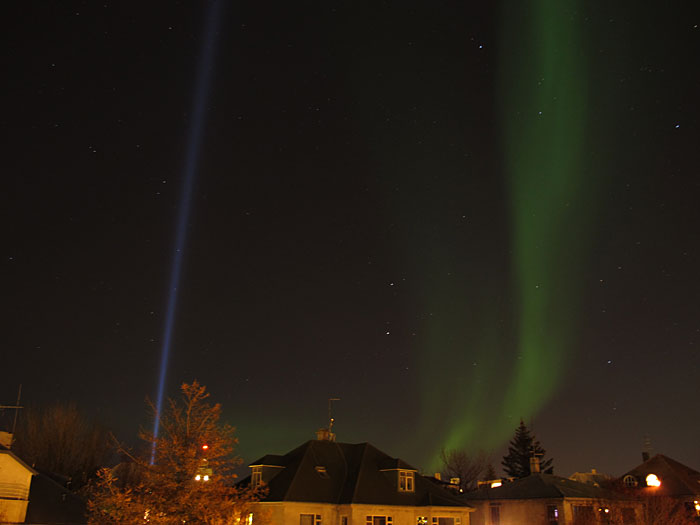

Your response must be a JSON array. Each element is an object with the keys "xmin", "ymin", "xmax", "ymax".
[{"xmin": 3, "ymin": 1, "xmax": 699, "ymax": 478}]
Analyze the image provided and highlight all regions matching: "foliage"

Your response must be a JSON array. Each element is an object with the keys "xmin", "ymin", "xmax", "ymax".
[
  {"xmin": 501, "ymin": 419, "xmax": 553, "ymax": 478},
  {"xmin": 87, "ymin": 381, "xmax": 265, "ymax": 524},
  {"xmin": 439, "ymin": 448, "xmax": 490, "ymax": 492},
  {"xmin": 644, "ymin": 494, "xmax": 700, "ymax": 525},
  {"xmin": 12, "ymin": 402, "xmax": 110, "ymax": 488}
]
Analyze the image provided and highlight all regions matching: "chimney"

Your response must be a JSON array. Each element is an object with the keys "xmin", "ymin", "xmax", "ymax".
[
  {"xmin": 642, "ymin": 436, "xmax": 652, "ymax": 462},
  {"xmin": 434, "ymin": 472, "xmax": 441, "ymax": 481},
  {"xmin": 530, "ymin": 455, "xmax": 541, "ymax": 474},
  {"xmin": 315, "ymin": 428, "xmax": 336, "ymax": 442}
]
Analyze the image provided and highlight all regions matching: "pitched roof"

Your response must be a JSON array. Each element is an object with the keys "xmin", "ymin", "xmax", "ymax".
[
  {"xmin": 245, "ymin": 439, "xmax": 471, "ymax": 508},
  {"xmin": 463, "ymin": 473, "xmax": 615, "ymax": 501},
  {"xmin": 25, "ymin": 473, "xmax": 87, "ymax": 525},
  {"xmin": 0, "ymin": 447, "xmax": 38, "ymax": 476},
  {"xmin": 622, "ymin": 454, "xmax": 700, "ymax": 497}
]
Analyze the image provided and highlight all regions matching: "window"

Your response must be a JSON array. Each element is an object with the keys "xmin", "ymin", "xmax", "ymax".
[
  {"xmin": 340, "ymin": 517, "xmax": 348, "ymax": 525},
  {"xmin": 300, "ymin": 515, "xmax": 321, "ymax": 525},
  {"xmin": 431, "ymin": 518, "xmax": 457, "ymax": 525},
  {"xmin": 315, "ymin": 466, "xmax": 330, "ymax": 479},
  {"xmin": 573, "ymin": 506, "xmax": 594, "ymax": 525},
  {"xmin": 399, "ymin": 470, "xmax": 415, "ymax": 492},
  {"xmin": 489, "ymin": 505, "xmax": 500, "ymax": 525},
  {"xmin": 417, "ymin": 517, "xmax": 428, "ymax": 525},
  {"xmin": 366, "ymin": 516, "xmax": 392, "ymax": 525},
  {"xmin": 251, "ymin": 466, "xmax": 262, "ymax": 488},
  {"xmin": 547, "ymin": 505, "xmax": 559, "ymax": 525},
  {"xmin": 623, "ymin": 475, "xmax": 638, "ymax": 487}
]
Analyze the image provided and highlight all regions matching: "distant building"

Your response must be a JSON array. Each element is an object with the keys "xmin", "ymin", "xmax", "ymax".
[
  {"xmin": 462, "ymin": 472, "xmax": 642, "ymax": 525},
  {"xmin": 568, "ymin": 468, "xmax": 612, "ymax": 487},
  {"xmin": 241, "ymin": 432, "xmax": 474, "ymax": 525}
]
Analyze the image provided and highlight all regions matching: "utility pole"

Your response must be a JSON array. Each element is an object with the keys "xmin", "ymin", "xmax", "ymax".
[{"xmin": 0, "ymin": 384, "xmax": 23, "ymax": 449}]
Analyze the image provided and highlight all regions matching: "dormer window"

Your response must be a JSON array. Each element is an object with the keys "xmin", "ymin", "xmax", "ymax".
[
  {"xmin": 251, "ymin": 466, "xmax": 262, "ymax": 488},
  {"xmin": 623, "ymin": 475, "xmax": 638, "ymax": 488},
  {"xmin": 398, "ymin": 470, "xmax": 415, "ymax": 492},
  {"xmin": 315, "ymin": 466, "xmax": 330, "ymax": 479}
]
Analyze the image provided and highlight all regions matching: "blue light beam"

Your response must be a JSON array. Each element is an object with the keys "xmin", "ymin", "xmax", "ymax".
[{"xmin": 151, "ymin": 0, "xmax": 224, "ymax": 464}]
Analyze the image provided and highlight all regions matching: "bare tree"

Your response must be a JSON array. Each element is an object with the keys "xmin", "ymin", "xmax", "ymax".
[
  {"xmin": 439, "ymin": 448, "xmax": 490, "ymax": 492},
  {"xmin": 12, "ymin": 402, "xmax": 110, "ymax": 488}
]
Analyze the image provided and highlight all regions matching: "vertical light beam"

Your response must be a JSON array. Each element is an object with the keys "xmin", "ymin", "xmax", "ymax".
[{"xmin": 152, "ymin": 0, "xmax": 224, "ymax": 464}]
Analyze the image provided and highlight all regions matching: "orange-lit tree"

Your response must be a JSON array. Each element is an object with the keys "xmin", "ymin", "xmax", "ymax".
[{"xmin": 87, "ymin": 381, "xmax": 265, "ymax": 525}]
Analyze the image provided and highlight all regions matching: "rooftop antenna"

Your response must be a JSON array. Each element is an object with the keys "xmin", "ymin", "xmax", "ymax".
[
  {"xmin": 0, "ymin": 384, "xmax": 23, "ymax": 449},
  {"xmin": 328, "ymin": 397, "xmax": 340, "ymax": 434}
]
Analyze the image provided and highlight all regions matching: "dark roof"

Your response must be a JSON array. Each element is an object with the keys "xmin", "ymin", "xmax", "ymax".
[
  {"xmin": 25, "ymin": 473, "xmax": 87, "ymax": 525},
  {"xmin": 622, "ymin": 454, "xmax": 700, "ymax": 497},
  {"xmin": 463, "ymin": 473, "xmax": 616, "ymax": 501},
  {"xmin": 244, "ymin": 440, "xmax": 471, "ymax": 508}
]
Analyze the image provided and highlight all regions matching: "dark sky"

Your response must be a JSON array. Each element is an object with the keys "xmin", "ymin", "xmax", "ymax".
[{"xmin": 3, "ymin": 1, "xmax": 699, "ymax": 478}]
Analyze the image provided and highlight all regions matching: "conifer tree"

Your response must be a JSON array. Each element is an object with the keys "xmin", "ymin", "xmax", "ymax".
[{"xmin": 501, "ymin": 419, "xmax": 553, "ymax": 478}]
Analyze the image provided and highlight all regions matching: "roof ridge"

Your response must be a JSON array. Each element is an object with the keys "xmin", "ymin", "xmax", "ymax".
[
  {"xmin": 350, "ymin": 443, "xmax": 371, "ymax": 503},
  {"xmin": 283, "ymin": 440, "xmax": 313, "ymax": 500}
]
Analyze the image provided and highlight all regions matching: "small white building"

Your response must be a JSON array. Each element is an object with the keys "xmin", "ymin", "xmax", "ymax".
[{"xmin": 0, "ymin": 447, "xmax": 37, "ymax": 523}]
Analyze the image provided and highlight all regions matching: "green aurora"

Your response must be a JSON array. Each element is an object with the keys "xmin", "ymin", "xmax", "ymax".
[{"xmin": 424, "ymin": 0, "xmax": 593, "ymax": 466}]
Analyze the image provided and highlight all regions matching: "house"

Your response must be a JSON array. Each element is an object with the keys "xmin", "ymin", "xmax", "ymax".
[
  {"xmin": 0, "ymin": 446, "xmax": 36, "ymax": 523},
  {"xmin": 568, "ymin": 468, "xmax": 612, "ymax": 487},
  {"xmin": 620, "ymin": 453, "xmax": 700, "ymax": 519},
  {"xmin": 0, "ymin": 441, "xmax": 86, "ymax": 524},
  {"xmin": 242, "ymin": 431, "xmax": 474, "ymax": 525},
  {"xmin": 462, "ymin": 472, "xmax": 643, "ymax": 525}
]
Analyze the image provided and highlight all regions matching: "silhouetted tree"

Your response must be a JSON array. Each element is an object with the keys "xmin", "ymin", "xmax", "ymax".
[
  {"xmin": 482, "ymin": 463, "xmax": 498, "ymax": 481},
  {"xmin": 87, "ymin": 381, "xmax": 265, "ymax": 524},
  {"xmin": 440, "ymin": 448, "xmax": 490, "ymax": 492},
  {"xmin": 501, "ymin": 419, "xmax": 553, "ymax": 478},
  {"xmin": 12, "ymin": 402, "xmax": 110, "ymax": 488}
]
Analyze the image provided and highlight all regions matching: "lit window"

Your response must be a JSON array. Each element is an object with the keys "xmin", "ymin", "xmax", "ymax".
[
  {"xmin": 547, "ymin": 505, "xmax": 559, "ymax": 525},
  {"xmin": 399, "ymin": 470, "xmax": 415, "ymax": 492},
  {"xmin": 300, "ymin": 514, "xmax": 321, "ymax": 525},
  {"xmin": 366, "ymin": 516, "xmax": 392, "ymax": 525},
  {"xmin": 417, "ymin": 517, "xmax": 427, "ymax": 525},
  {"xmin": 315, "ymin": 466, "xmax": 330, "ymax": 479},
  {"xmin": 251, "ymin": 466, "xmax": 262, "ymax": 488},
  {"xmin": 490, "ymin": 481, "xmax": 502, "ymax": 488}
]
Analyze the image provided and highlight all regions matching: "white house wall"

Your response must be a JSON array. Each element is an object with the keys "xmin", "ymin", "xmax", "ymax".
[
  {"xmin": 0, "ymin": 453, "xmax": 34, "ymax": 524},
  {"xmin": 254, "ymin": 501, "xmax": 472, "ymax": 525}
]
